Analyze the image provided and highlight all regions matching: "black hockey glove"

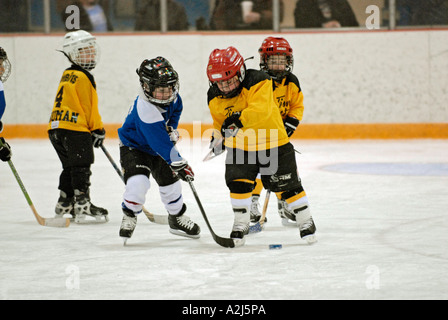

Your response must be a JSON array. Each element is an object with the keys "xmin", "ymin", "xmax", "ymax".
[
  {"xmin": 209, "ymin": 135, "xmax": 225, "ymax": 156},
  {"xmin": 284, "ymin": 116, "xmax": 300, "ymax": 137},
  {"xmin": 221, "ymin": 112, "xmax": 243, "ymax": 138},
  {"xmin": 0, "ymin": 137, "xmax": 12, "ymax": 162},
  {"xmin": 91, "ymin": 128, "xmax": 106, "ymax": 148},
  {"xmin": 171, "ymin": 160, "xmax": 194, "ymax": 182},
  {"xmin": 0, "ymin": 120, "xmax": 3, "ymax": 133},
  {"xmin": 167, "ymin": 126, "xmax": 179, "ymax": 145}
]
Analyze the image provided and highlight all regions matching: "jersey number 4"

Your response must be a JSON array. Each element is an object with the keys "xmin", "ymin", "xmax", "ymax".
[{"xmin": 55, "ymin": 86, "xmax": 64, "ymax": 108}]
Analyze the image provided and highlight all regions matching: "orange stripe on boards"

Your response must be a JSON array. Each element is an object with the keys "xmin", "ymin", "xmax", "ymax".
[
  {"xmin": 293, "ymin": 123, "xmax": 448, "ymax": 139},
  {"xmin": 2, "ymin": 123, "xmax": 448, "ymax": 139}
]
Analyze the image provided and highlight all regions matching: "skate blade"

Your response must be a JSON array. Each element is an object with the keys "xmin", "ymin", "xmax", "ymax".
[
  {"xmin": 75, "ymin": 214, "xmax": 109, "ymax": 224},
  {"xmin": 303, "ymin": 234, "xmax": 317, "ymax": 245},
  {"xmin": 169, "ymin": 228, "xmax": 200, "ymax": 239},
  {"xmin": 121, "ymin": 237, "xmax": 129, "ymax": 246},
  {"xmin": 281, "ymin": 218, "xmax": 298, "ymax": 227},
  {"xmin": 231, "ymin": 238, "xmax": 246, "ymax": 247}
]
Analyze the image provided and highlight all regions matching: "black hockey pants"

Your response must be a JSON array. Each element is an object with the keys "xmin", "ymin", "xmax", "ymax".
[
  {"xmin": 49, "ymin": 129, "xmax": 94, "ymax": 197},
  {"xmin": 225, "ymin": 142, "xmax": 301, "ymax": 194}
]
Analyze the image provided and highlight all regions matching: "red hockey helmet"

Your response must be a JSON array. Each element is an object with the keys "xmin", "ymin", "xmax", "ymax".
[
  {"xmin": 259, "ymin": 37, "xmax": 294, "ymax": 79},
  {"xmin": 207, "ymin": 46, "xmax": 246, "ymax": 84}
]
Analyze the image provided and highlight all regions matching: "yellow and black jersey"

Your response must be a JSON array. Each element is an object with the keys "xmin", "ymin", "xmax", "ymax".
[
  {"xmin": 207, "ymin": 69, "xmax": 289, "ymax": 151},
  {"xmin": 48, "ymin": 65, "xmax": 104, "ymax": 133},
  {"xmin": 273, "ymin": 73, "xmax": 304, "ymax": 121}
]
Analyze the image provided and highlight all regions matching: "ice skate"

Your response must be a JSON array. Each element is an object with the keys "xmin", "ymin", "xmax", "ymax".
[
  {"xmin": 230, "ymin": 207, "xmax": 250, "ymax": 239},
  {"xmin": 54, "ymin": 191, "xmax": 75, "ymax": 219},
  {"xmin": 299, "ymin": 217, "xmax": 317, "ymax": 244},
  {"xmin": 168, "ymin": 204, "xmax": 200, "ymax": 239},
  {"xmin": 120, "ymin": 206, "xmax": 137, "ymax": 245},
  {"xmin": 278, "ymin": 198, "xmax": 297, "ymax": 227},
  {"xmin": 74, "ymin": 190, "xmax": 108, "ymax": 224},
  {"xmin": 250, "ymin": 195, "xmax": 262, "ymax": 223},
  {"xmin": 293, "ymin": 206, "xmax": 317, "ymax": 244}
]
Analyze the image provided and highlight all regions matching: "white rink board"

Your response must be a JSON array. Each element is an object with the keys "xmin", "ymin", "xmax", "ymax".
[{"xmin": 1, "ymin": 30, "xmax": 447, "ymax": 126}]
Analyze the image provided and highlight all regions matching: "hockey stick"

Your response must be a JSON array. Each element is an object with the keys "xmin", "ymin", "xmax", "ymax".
[
  {"xmin": 100, "ymin": 145, "xmax": 168, "ymax": 225},
  {"xmin": 0, "ymin": 148, "xmax": 70, "ymax": 228},
  {"xmin": 203, "ymin": 136, "xmax": 225, "ymax": 162},
  {"xmin": 186, "ymin": 179, "xmax": 245, "ymax": 248},
  {"xmin": 203, "ymin": 148, "xmax": 218, "ymax": 162},
  {"xmin": 249, "ymin": 190, "xmax": 271, "ymax": 234}
]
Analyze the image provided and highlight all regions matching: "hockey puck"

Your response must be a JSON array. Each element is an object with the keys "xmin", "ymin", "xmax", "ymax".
[{"xmin": 269, "ymin": 244, "xmax": 282, "ymax": 250}]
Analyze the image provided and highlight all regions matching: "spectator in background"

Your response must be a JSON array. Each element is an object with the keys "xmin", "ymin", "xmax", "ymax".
[
  {"xmin": 210, "ymin": 0, "xmax": 283, "ymax": 30},
  {"xmin": 294, "ymin": 0, "xmax": 359, "ymax": 28},
  {"xmin": 0, "ymin": 0, "xmax": 28, "ymax": 32},
  {"xmin": 135, "ymin": 0, "xmax": 189, "ymax": 31},
  {"xmin": 60, "ymin": 0, "xmax": 113, "ymax": 32},
  {"xmin": 396, "ymin": 0, "xmax": 448, "ymax": 26}
]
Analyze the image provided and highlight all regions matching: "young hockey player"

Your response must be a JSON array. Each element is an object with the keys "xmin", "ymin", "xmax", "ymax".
[
  {"xmin": 48, "ymin": 30, "xmax": 108, "ymax": 224},
  {"xmin": 0, "ymin": 46, "xmax": 12, "ymax": 162},
  {"xmin": 206, "ymin": 46, "xmax": 316, "ymax": 244},
  {"xmin": 251, "ymin": 36, "xmax": 310, "ymax": 227},
  {"xmin": 118, "ymin": 57, "xmax": 200, "ymax": 243}
]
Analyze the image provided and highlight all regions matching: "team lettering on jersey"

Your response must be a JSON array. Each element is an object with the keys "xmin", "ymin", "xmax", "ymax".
[
  {"xmin": 49, "ymin": 109, "xmax": 79, "ymax": 123},
  {"xmin": 60, "ymin": 72, "xmax": 79, "ymax": 84},
  {"xmin": 49, "ymin": 84, "xmax": 79, "ymax": 123},
  {"xmin": 224, "ymin": 105, "xmax": 235, "ymax": 117},
  {"xmin": 276, "ymin": 94, "xmax": 291, "ymax": 117},
  {"xmin": 48, "ymin": 66, "xmax": 103, "ymax": 133}
]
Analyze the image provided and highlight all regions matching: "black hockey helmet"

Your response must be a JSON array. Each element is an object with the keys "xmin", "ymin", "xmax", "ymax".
[
  {"xmin": 0, "ymin": 47, "xmax": 12, "ymax": 83},
  {"xmin": 136, "ymin": 57, "xmax": 179, "ymax": 105}
]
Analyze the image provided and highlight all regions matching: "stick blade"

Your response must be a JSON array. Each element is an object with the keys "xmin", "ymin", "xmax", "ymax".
[
  {"xmin": 151, "ymin": 214, "xmax": 168, "ymax": 225},
  {"xmin": 213, "ymin": 234, "xmax": 246, "ymax": 248},
  {"xmin": 142, "ymin": 207, "xmax": 168, "ymax": 224},
  {"xmin": 249, "ymin": 222, "xmax": 264, "ymax": 234},
  {"xmin": 202, "ymin": 149, "xmax": 216, "ymax": 162},
  {"xmin": 44, "ymin": 217, "xmax": 71, "ymax": 228}
]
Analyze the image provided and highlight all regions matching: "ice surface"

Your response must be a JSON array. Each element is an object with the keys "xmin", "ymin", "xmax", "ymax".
[{"xmin": 1, "ymin": 138, "xmax": 447, "ymax": 300}]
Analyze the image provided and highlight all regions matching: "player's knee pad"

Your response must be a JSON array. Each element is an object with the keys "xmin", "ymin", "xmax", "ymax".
[
  {"xmin": 262, "ymin": 172, "xmax": 301, "ymax": 193},
  {"xmin": 279, "ymin": 186, "xmax": 309, "ymax": 210},
  {"xmin": 123, "ymin": 174, "xmax": 150, "ymax": 213},
  {"xmin": 227, "ymin": 180, "xmax": 254, "ymax": 211},
  {"xmin": 159, "ymin": 180, "xmax": 183, "ymax": 215},
  {"xmin": 252, "ymin": 177, "xmax": 263, "ymax": 196},
  {"xmin": 227, "ymin": 179, "xmax": 254, "ymax": 194}
]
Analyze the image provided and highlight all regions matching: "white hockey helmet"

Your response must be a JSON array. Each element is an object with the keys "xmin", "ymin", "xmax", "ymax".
[{"xmin": 62, "ymin": 30, "xmax": 99, "ymax": 71}]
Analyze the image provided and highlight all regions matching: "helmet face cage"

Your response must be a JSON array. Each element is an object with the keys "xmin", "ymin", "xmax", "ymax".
[
  {"xmin": 70, "ymin": 42, "xmax": 99, "ymax": 71},
  {"xmin": 259, "ymin": 37, "xmax": 294, "ymax": 80},
  {"xmin": 0, "ymin": 47, "xmax": 11, "ymax": 83},
  {"xmin": 138, "ymin": 57, "xmax": 179, "ymax": 105},
  {"xmin": 63, "ymin": 31, "xmax": 99, "ymax": 71},
  {"xmin": 207, "ymin": 47, "xmax": 246, "ymax": 98}
]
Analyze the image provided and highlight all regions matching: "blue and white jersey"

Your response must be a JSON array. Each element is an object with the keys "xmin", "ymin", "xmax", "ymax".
[
  {"xmin": 0, "ymin": 80, "xmax": 5, "ymax": 121},
  {"xmin": 118, "ymin": 89, "xmax": 183, "ymax": 165}
]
